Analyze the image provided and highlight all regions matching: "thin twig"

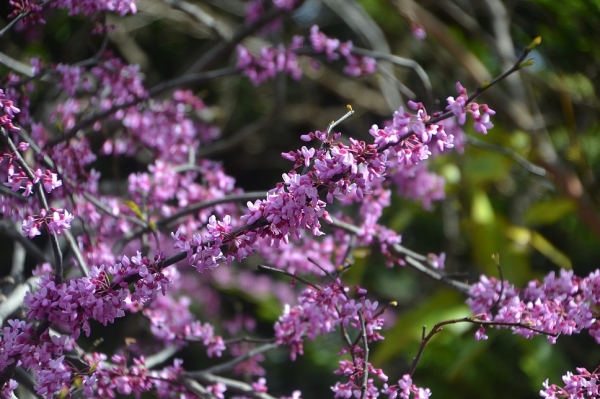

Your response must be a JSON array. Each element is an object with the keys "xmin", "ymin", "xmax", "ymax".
[
  {"xmin": 489, "ymin": 253, "xmax": 504, "ymax": 312},
  {"xmin": 377, "ymin": 66, "xmax": 417, "ymax": 99},
  {"xmin": 357, "ymin": 310, "xmax": 370, "ymax": 399},
  {"xmin": 112, "ymin": 191, "xmax": 266, "ymax": 253},
  {"xmin": 44, "ymin": 67, "xmax": 238, "ymax": 149},
  {"xmin": 387, "ymin": 37, "xmax": 541, "ymax": 148},
  {"xmin": 0, "ymin": 51, "xmax": 34, "ymax": 77},
  {"xmin": 184, "ymin": 5, "xmax": 289, "ymax": 74},
  {"xmin": 408, "ymin": 315, "xmax": 558, "ymax": 376},
  {"xmin": 466, "ymin": 135, "xmax": 546, "ymax": 176},
  {"xmin": 352, "ymin": 47, "xmax": 432, "ymax": 107},
  {"xmin": 63, "ymin": 229, "xmax": 89, "ymax": 277},
  {"xmin": 13, "ymin": 367, "xmax": 42, "ymax": 399},
  {"xmin": 197, "ymin": 116, "xmax": 275, "ymax": 159},
  {"xmin": 16, "ymin": 127, "xmax": 147, "ymax": 228},
  {"xmin": 188, "ymin": 374, "xmax": 277, "ymax": 399},
  {"xmin": 223, "ymin": 336, "xmax": 276, "ymax": 345},
  {"xmin": 301, "ymin": 107, "xmax": 355, "ymax": 175},
  {"xmin": 121, "ymin": 217, "xmax": 271, "ymax": 286},
  {"xmin": 145, "ymin": 345, "xmax": 179, "ymax": 369},
  {"xmin": 307, "ymin": 257, "xmax": 337, "ymax": 281},
  {"xmin": 0, "ymin": 128, "xmax": 64, "ymax": 284},
  {"xmin": 163, "ymin": 0, "xmax": 234, "ymax": 40},
  {"xmin": 257, "ymin": 264, "xmax": 321, "ymax": 290},
  {"xmin": 0, "ymin": 0, "xmax": 54, "ymax": 37},
  {"xmin": 190, "ymin": 343, "xmax": 278, "ymax": 376},
  {"xmin": 329, "ymin": 216, "xmax": 472, "ymax": 294}
]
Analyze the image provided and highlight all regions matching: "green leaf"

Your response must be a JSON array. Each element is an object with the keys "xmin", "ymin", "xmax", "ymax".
[
  {"xmin": 471, "ymin": 189, "xmax": 495, "ymax": 224},
  {"xmin": 124, "ymin": 200, "xmax": 144, "ymax": 220},
  {"xmin": 255, "ymin": 296, "xmax": 283, "ymax": 321},
  {"xmin": 523, "ymin": 199, "xmax": 576, "ymax": 225},
  {"xmin": 464, "ymin": 151, "xmax": 512, "ymax": 184},
  {"xmin": 371, "ymin": 289, "xmax": 468, "ymax": 365},
  {"xmin": 506, "ymin": 226, "xmax": 572, "ymax": 270}
]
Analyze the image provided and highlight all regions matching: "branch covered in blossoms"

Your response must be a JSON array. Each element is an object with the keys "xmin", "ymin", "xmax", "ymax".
[{"xmin": 541, "ymin": 367, "xmax": 600, "ymax": 399}]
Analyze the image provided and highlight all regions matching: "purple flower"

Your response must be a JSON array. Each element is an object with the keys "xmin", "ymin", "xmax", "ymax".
[
  {"xmin": 473, "ymin": 104, "xmax": 496, "ymax": 134},
  {"xmin": 411, "ymin": 23, "xmax": 427, "ymax": 40}
]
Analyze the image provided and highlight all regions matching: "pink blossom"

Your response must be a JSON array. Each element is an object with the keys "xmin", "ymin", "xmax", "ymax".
[{"xmin": 411, "ymin": 23, "xmax": 427, "ymax": 40}]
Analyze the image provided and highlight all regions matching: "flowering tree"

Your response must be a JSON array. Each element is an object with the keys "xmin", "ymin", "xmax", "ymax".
[{"xmin": 1, "ymin": 0, "xmax": 599, "ymax": 398}]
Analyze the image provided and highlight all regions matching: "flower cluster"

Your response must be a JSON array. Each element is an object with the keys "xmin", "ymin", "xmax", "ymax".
[
  {"xmin": 257, "ymin": 233, "xmax": 345, "ymax": 275},
  {"xmin": 179, "ymin": 92, "xmax": 478, "ymax": 274},
  {"xmin": 0, "ymin": 252, "xmax": 177, "ymax": 397},
  {"xmin": 0, "ymin": 320, "xmax": 77, "ymax": 399},
  {"xmin": 236, "ymin": 25, "xmax": 377, "ymax": 86},
  {"xmin": 80, "ymin": 355, "xmax": 201, "ymax": 399},
  {"xmin": 245, "ymin": 0, "xmax": 301, "ymax": 32},
  {"xmin": 7, "ymin": 0, "xmax": 44, "ymax": 24},
  {"xmin": 44, "ymin": 138, "xmax": 97, "ymax": 193},
  {"xmin": 173, "ymin": 215, "xmax": 246, "ymax": 273},
  {"xmin": 55, "ymin": 64, "xmax": 87, "ymax": 96},
  {"xmin": 0, "ymin": 89, "xmax": 21, "ymax": 132},
  {"xmin": 91, "ymin": 57, "xmax": 147, "ymax": 111},
  {"xmin": 143, "ymin": 295, "xmax": 226, "ymax": 357},
  {"xmin": 116, "ymin": 90, "xmax": 217, "ymax": 163},
  {"xmin": 467, "ymin": 269, "xmax": 599, "ymax": 343},
  {"xmin": 369, "ymin": 101, "xmax": 455, "ymax": 162},
  {"xmin": 48, "ymin": 56, "xmax": 147, "ymax": 136},
  {"xmin": 332, "ymin": 346, "xmax": 389, "ymax": 399},
  {"xmin": 22, "ymin": 208, "xmax": 73, "ymax": 238},
  {"xmin": 52, "ymin": 0, "xmax": 137, "ymax": 16},
  {"xmin": 446, "ymin": 82, "xmax": 496, "ymax": 134},
  {"xmin": 274, "ymin": 282, "xmax": 384, "ymax": 361},
  {"xmin": 541, "ymin": 367, "xmax": 600, "ymax": 399},
  {"xmin": 228, "ymin": 342, "xmax": 266, "ymax": 376},
  {"xmin": 3, "ymin": 160, "xmax": 62, "ymax": 198},
  {"xmin": 25, "ymin": 266, "xmax": 119, "ymax": 337},
  {"xmin": 309, "ymin": 25, "xmax": 377, "ymax": 77},
  {"xmin": 390, "ymin": 162, "xmax": 445, "ymax": 210},
  {"xmin": 383, "ymin": 374, "xmax": 432, "ymax": 399},
  {"xmin": 236, "ymin": 37, "xmax": 304, "ymax": 85},
  {"xmin": 8, "ymin": 0, "xmax": 137, "ymax": 32}
]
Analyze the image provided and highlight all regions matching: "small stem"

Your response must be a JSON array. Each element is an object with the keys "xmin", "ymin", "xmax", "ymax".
[
  {"xmin": 113, "ymin": 191, "xmax": 266, "ymax": 253},
  {"xmin": 0, "ymin": 128, "xmax": 64, "ymax": 284},
  {"xmin": 0, "ymin": 0, "xmax": 54, "ymax": 37},
  {"xmin": 223, "ymin": 337, "xmax": 276, "ymax": 345},
  {"xmin": 301, "ymin": 107, "xmax": 355, "ymax": 176},
  {"xmin": 328, "ymin": 106, "xmax": 355, "ymax": 135},
  {"xmin": 490, "ymin": 253, "xmax": 504, "ymax": 312},
  {"xmin": 358, "ymin": 310, "xmax": 370, "ymax": 399},
  {"xmin": 307, "ymin": 257, "xmax": 336, "ymax": 281},
  {"xmin": 409, "ymin": 315, "xmax": 558, "ymax": 376},
  {"xmin": 386, "ymin": 39, "xmax": 541, "ymax": 148},
  {"xmin": 330, "ymin": 216, "xmax": 472, "ymax": 294},
  {"xmin": 191, "ymin": 343, "xmax": 278, "ymax": 376},
  {"xmin": 257, "ymin": 264, "xmax": 321, "ymax": 290},
  {"xmin": 466, "ymin": 135, "xmax": 546, "ymax": 176},
  {"xmin": 44, "ymin": 67, "xmax": 238, "ymax": 149}
]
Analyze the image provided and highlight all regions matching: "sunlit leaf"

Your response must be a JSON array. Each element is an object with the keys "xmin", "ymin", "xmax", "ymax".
[
  {"xmin": 471, "ymin": 189, "xmax": 495, "ymax": 224},
  {"xmin": 523, "ymin": 199, "xmax": 576, "ymax": 225},
  {"xmin": 506, "ymin": 226, "xmax": 572, "ymax": 269}
]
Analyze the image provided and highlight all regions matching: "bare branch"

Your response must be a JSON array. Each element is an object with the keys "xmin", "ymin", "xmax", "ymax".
[
  {"xmin": 187, "ymin": 374, "xmax": 278, "ymax": 399},
  {"xmin": 191, "ymin": 343, "xmax": 278, "ymax": 376}
]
